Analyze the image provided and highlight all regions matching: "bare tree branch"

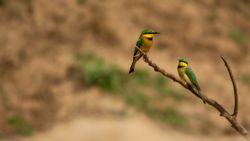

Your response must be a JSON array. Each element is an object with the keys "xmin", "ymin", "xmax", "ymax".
[
  {"xmin": 135, "ymin": 46, "xmax": 248, "ymax": 139},
  {"xmin": 220, "ymin": 55, "xmax": 238, "ymax": 118}
]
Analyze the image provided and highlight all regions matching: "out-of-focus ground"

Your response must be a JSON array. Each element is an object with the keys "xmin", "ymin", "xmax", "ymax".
[
  {"xmin": 14, "ymin": 116, "xmax": 245, "ymax": 141},
  {"xmin": 0, "ymin": 0, "xmax": 250, "ymax": 141}
]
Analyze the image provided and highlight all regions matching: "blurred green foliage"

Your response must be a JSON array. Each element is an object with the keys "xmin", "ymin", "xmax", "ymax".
[
  {"xmin": 0, "ymin": 0, "xmax": 5, "ymax": 6},
  {"xmin": 76, "ymin": 52, "xmax": 125, "ymax": 91},
  {"xmin": 158, "ymin": 87, "xmax": 184, "ymax": 101},
  {"xmin": 75, "ymin": 52, "xmax": 187, "ymax": 128},
  {"xmin": 241, "ymin": 74, "xmax": 250, "ymax": 85},
  {"xmin": 77, "ymin": 0, "xmax": 86, "ymax": 5},
  {"xmin": 154, "ymin": 75, "xmax": 184, "ymax": 101},
  {"xmin": 131, "ymin": 70, "xmax": 151, "ymax": 85},
  {"xmin": 126, "ymin": 92, "xmax": 149, "ymax": 110},
  {"xmin": 207, "ymin": 10, "xmax": 218, "ymax": 22},
  {"xmin": 7, "ymin": 114, "xmax": 33, "ymax": 136},
  {"xmin": 146, "ymin": 108, "xmax": 187, "ymax": 128},
  {"xmin": 229, "ymin": 27, "xmax": 248, "ymax": 47}
]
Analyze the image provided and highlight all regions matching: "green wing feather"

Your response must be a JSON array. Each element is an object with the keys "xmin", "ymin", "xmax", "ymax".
[
  {"xmin": 136, "ymin": 38, "xmax": 143, "ymax": 47},
  {"xmin": 185, "ymin": 67, "xmax": 201, "ymax": 91},
  {"xmin": 133, "ymin": 38, "xmax": 143, "ymax": 56}
]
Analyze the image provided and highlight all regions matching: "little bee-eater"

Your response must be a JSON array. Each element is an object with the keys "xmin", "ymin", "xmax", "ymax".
[
  {"xmin": 129, "ymin": 28, "xmax": 160, "ymax": 74},
  {"xmin": 177, "ymin": 58, "xmax": 206, "ymax": 103}
]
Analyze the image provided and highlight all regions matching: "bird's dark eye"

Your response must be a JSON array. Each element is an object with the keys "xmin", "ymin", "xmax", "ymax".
[
  {"xmin": 147, "ymin": 37, "xmax": 153, "ymax": 41},
  {"xmin": 178, "ymin": 65, "xmax": 183, "ymax": 68}
]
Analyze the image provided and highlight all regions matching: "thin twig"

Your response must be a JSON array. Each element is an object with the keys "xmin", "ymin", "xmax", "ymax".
[
  {"xmin": 135, "ymin": 46, "xmax": 248, "ymax": 139},
  {"xmin": 220, "ymin": 55, "xmax": 238, "ymax": 118}
]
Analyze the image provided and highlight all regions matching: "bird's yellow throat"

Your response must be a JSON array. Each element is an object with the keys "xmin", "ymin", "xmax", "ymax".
[
  {"xmin": 143, "ymin": 34, "xmax": 154, "ymax": 39},
  {"xmin": 178, "ymin": 62, "xmax": 188, "ymax": 68},
  {"xmin": 141, "ymin": 34, "xmax": 154, "ymax": 52},
  {"xmin": 178, "ymin": 62, "xmax": 188, "ymax": 80}
]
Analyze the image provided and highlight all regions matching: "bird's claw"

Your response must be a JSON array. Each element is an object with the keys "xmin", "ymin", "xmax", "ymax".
[
  {"xmin": 201, "ymin": 96, "xmax": 206, "ymax": 104},
  {"xmin": 202, "ymin": 100, "xmax": 206, "ymax": 104}
]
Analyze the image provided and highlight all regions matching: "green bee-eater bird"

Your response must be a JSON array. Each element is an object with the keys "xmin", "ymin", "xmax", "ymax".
[
  {"xmin": 129, "ymin": 28, "xmax": 160, "ymax": 74},
  {"xmin": 177, "ymin": 58, "xmax": 206, "ymax": 103}
]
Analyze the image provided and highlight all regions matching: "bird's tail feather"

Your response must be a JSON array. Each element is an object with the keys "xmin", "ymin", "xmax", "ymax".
[
  {"xmin": 129, "ymin": 61, "xmax": 136, "ymax": 74},
  {"xmin": 129, "ymin": 53, "xmax": 142, "ymax": 74}
]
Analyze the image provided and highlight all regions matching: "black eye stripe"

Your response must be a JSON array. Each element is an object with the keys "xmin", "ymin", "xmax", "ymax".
[
  {"xmin": 144, "ymin": 32, "xmax": 152, "ymax": 34},
  {"xmin": 178, "ymin": 65, "xmax": 184, "ymax": 68},
  {"xmin": 179, "ymin": 61, "xmax": 188, "ymax": 65},
  {"xmin": 147, "ymin": 37, "xmax": 153, "ymax": 41}
]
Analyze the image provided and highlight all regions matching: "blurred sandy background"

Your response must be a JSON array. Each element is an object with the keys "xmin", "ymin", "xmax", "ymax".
[{"xmin": 0, "ymin": 0, "xmax": 250, "ymax": 141}]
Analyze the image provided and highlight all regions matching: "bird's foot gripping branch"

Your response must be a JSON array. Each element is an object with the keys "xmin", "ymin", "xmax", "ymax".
[{"xmin": 134, "ymin": 46, "xmax": 249, "ymax": 140}]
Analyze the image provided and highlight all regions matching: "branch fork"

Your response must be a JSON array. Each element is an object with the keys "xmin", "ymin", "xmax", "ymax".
[{"xmin": 135, "ymin": 46, "xmax": 248, "ymax": 139}]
